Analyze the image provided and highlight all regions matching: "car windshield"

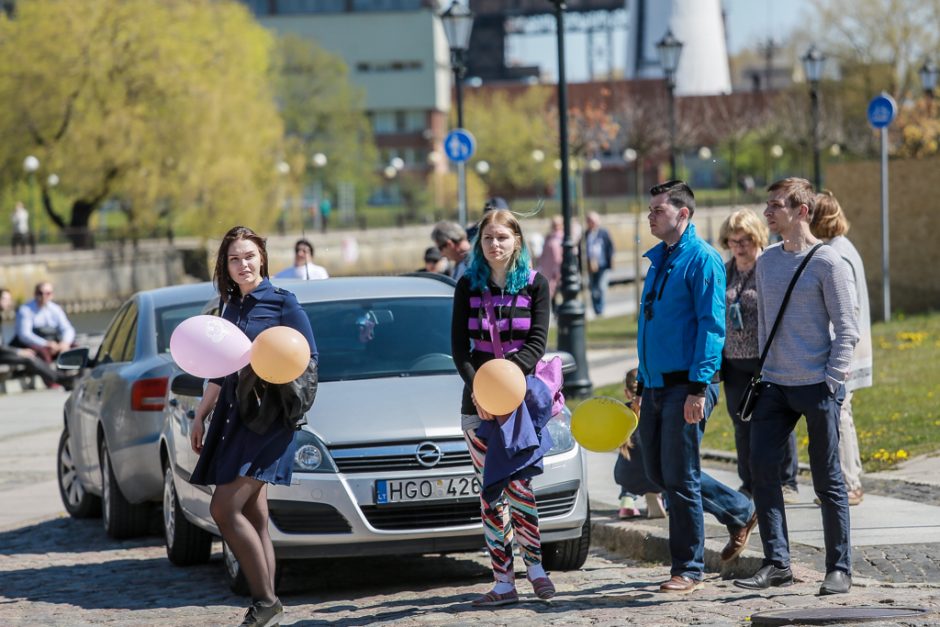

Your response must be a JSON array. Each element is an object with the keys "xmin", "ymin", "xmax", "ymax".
[
  {"xmin": 156, "ymin": 301, "xmax": 216, "ymax": 353},
  {"xmin": 302, "ymin": 297, "xmax": 456, "ymax": 382}
]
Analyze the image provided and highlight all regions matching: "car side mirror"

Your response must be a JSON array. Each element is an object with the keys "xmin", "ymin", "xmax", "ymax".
[
  {"xmin": 57, "ymin": 347, "xmax": 89, "ymax": 371},
  {"xmin": 170, "ymin": 373, "xmax": 205, "ymax": 398}
]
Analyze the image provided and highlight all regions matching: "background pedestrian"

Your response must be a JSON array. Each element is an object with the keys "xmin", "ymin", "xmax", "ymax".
[
  {"xmin": 274, "ymin": 239, "xmax": 329, "ymax": 280},
  {"xmin": 614, "ymin": 368, "xmax": 667, "ymax": 519},
  {"xmin": 11, "ymin": 201, "xmax": 34, "ymax": 255},
  {"xmin": 12, "ymin": 282, "xmax": 75, "ymax": 364},
  {"xmin": 584, "ymin": 211, "xmax": 614, "ymax": 315}
]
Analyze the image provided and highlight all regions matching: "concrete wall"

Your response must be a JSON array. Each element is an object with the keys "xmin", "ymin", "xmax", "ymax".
[
  {"xmin": 0, "ymin": 207, "xmax": 736, "ymax": 311},
  {"xmin": 826, "ymin": 157, "xmax": 940, "ymax": 318}
]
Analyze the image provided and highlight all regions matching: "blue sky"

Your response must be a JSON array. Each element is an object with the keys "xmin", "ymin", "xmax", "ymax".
[{"xmin": 505, "ymin": 0, "xmax": 813, "ymax": 83}]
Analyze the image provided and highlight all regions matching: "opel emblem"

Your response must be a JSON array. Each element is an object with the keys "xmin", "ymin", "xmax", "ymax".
[{"xmin": 415, "ymin": 441, "xmax": 443, "ymax": 468}]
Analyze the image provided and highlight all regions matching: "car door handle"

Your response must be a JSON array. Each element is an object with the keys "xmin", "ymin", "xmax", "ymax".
[{"xmin": 96, "ymin": 386, "xmax": 103, "ymax": 399}]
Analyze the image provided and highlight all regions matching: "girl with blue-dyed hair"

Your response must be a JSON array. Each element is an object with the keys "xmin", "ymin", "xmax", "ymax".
[{"xmin": 451, "ymin": 208, "xmax": 555, "ymax": 607}]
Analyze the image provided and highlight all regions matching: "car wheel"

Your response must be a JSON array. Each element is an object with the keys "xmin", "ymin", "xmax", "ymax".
[
  {"xmin": 541, "ymin": 510, "xmax": 591, "ymax": 571},
  {"xmin": 163, "ymin": 465, "xmax": 212, "ymax": 566},
  {"xmin": 100, "ymin": 441, "xmax": 152, "ymax": 539},
  {"xmin": 222, "ymin": 540, "xmax": 251, "ymax": 597},
  {"xmin": 56, "ymin": 428, "xmax": 101, "ymax": 518}
]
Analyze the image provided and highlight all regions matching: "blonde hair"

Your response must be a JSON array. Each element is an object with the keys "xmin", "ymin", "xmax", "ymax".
[
  {"xmin": 719, "ymin": 209, "xmax": 769, "ymax": 250},
  {"xmin": 811, "ymin": 190, "xmax": 850, "ymax": 239}
]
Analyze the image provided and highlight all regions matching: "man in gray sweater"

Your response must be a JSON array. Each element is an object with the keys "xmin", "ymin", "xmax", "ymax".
[{"xmin": 734, "ymin": 177, "xmax": 859, "ymax": 596}]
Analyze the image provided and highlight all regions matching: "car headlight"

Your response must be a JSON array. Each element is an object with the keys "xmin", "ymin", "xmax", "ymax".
[
  {"xmin": 293, "ymin": 430, "xmax": 337, "ymax": 473},
  {"xmin": 545, "ymin": 408, "xmax": 576, "ymax": 456}
]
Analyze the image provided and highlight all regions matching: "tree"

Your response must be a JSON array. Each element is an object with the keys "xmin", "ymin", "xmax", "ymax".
[
  {"xmin": 462, "ymin": 87, "xmax": 557, "ymax": 198},
  {"xmin": 0, "ymin": 0, "xmax": 284, "ymax": 248},
  {"xmin": 274, "ymin": 34, "xmax": 377, "ymax": 222}
]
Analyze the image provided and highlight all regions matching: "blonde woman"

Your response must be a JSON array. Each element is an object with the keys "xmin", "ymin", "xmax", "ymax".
[
  {"xmin": 811, "ymin": 191, "xmax": 871, "ymax": 506},
  {"xmin": 719, "ymin": 210, "xmax": 799, "ymax": 502}
]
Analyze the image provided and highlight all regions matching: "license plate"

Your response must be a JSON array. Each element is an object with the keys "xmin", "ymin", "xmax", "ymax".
[{"xmin": 375, "ymin": 475, "xmax": 481, "ymax": 504}]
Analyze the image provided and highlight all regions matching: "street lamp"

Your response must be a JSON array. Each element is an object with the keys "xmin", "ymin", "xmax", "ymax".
[
  {"xmin": 801, "ymin": 44, "xmax": 826, "ymax": 190},
  {"xmin": 23, "ymin": 155, "xmax": 40, "ymax": 243},
  {"xmin": 475, "ymin": 160, "xmax": 490, "ymax": 175},
  {"xmin": 548, "ymin": 0, "xmax": 591, "ymax": 398},
  {"xmin": 440, "ymin": 0, "xmax": 474, "ymax": 226},
  {"xmin": 656, "ymin": 29, "xmax": 683, "ymax": 180}
]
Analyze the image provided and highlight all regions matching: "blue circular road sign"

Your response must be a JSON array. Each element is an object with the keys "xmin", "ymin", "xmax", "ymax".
[
  {"xmin": 444, "ymin": 129, "xmax": 476, "ymax": 163},
  {"xmin": 867, "ymin": 93, "xmax": 898, "ymax": 129}
]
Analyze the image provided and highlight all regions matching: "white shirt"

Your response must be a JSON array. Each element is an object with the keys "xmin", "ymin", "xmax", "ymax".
[
  {"xmin": 274, "ymin": 262, "xmax": 329, "ymax": 280},
  {"xmin": 12, "ymin": 206, "xmax": 29, "ymax": 234}
]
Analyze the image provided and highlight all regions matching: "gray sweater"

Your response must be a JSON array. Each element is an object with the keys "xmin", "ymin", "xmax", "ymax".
[{"xmin": 756, "ymin": 242, "xmax": 859, "ymax": 391}]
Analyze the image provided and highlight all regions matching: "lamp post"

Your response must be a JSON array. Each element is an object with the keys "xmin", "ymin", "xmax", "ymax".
[
  {"xmin": 440, "ymin": 0, "xmax": 474, "ymax": 226},
  {"xmin": 548, "ymin": 0, "xmax": 591, "ymax": 398},
  {"xmin": 801, "ymin": 44, "xmax": 826, "ymax": 190},
  {"xmin": 656, "ymin": 30, "xmax": 682, "ymax": 180},
  {"xmin": 623, "ymin": 147, "xmax": 642, "ymax": 316},
  {"xmin": 23, "ymin": 155, "xmax": 40, "ymax": 243},
  {"xmin": 920, "ymin": 57, "xmax": 938, "ymax": 114}
]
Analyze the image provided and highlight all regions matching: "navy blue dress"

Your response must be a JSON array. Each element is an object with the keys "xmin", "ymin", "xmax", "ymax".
[{"xmin": 189, "ymin": 279, "xmax": 318, "ymax": 487}]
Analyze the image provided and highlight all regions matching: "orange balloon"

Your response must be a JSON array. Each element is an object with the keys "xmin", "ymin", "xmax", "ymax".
[
  {"xmin": 250, "ymin": 326, "xmax": 310, "ymax": 384},
  {"xmin": 473, "ymin": 358, "xmax": 526, "ymax": 416}
]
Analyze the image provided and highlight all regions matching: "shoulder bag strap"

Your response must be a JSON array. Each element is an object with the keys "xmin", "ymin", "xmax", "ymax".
[
  {"xmin": 756, "ymin": 243, "xmax": 824, "ymax": 371},
  {"xmin": 481, "ymin": 289, "xmax": 504, "ymax": 359}
]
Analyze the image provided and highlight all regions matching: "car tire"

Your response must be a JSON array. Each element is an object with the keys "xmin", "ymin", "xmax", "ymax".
[
  {"xmin": 163, "ymin": 465, "xmax": 212, "ymax": 566},
  {"xmin": 100, "ymin": 441, "xmax": 152, "ymax": 539},
  {"xmin": 541, "ymin": 509, "xmax": 591, "ymax": 571},
  {"xmin": 56, "ymin": 428, "xmax": 101, "ymax": 518},
  {"xmin": 222, "ymin": 539, "xmax": 251, "ymax": 597}
]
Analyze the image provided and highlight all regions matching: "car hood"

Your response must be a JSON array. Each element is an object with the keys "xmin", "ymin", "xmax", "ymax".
[{"xmin": 305, "ymin": 375, "xmax": 466, "ymax": 445}]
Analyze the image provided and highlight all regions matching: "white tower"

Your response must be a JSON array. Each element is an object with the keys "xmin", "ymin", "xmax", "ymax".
[{"xmin": 626, "ymin": 0, "xmax": 731, "ymax": 96}]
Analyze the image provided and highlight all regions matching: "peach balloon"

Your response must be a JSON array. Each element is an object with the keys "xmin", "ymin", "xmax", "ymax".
[
  {"xmin": 473, "ymin": 358, "xmax": 526, "ymax": 416},
  {"xmin": 250, "ymin": 326, "xmax": 310, "ymax": 384}
]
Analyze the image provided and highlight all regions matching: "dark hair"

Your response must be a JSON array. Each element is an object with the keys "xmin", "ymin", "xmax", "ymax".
[
  {"xmin": 650, "ymin": 179, "xmax": 696, "ymax": 216},
  {"xmin": 423, "ymin": 246, "xmax": 442, "ymax": 263},
  {"xmin": 214, "ymin": 226, "xmax": 268, "ymax": 304},
  {"xmin": 295, "ymin": 238, "xmax": 314, "ymax": 256},
  {"xmin": 483, "ymin": 197, "xmax": 509, "ymax": 212}
]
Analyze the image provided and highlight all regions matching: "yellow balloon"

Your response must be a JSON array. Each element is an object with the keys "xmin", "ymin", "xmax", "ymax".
[
  {"xmin": 250, "ymin": 326, "xmax": 310, "ymax": 384},
  {"xmin": 473, "ymin": 358, "xmax": 527, "ymax": 416},
  {"xmin": 571, "ymin": 397, "xmax": 639, "ymax": 452}
]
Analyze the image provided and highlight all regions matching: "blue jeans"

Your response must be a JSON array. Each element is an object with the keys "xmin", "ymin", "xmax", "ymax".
[
  {"xmin": 750, "ymin": 381, "xmax": 850, "ymax": 574},
  {"xmin": 588, "ymin": 269, "xmax": 610, "ymax": 315},
  {"xmin": 639, "ymin": 383, "xmax": 755, "ymax": 580}
]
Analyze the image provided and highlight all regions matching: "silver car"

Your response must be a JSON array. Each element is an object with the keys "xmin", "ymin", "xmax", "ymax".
[
  {"xmin": 56, "ymin": 282, "xmax": 218, "ymax": 539},
  {"xmin": 160, "ymin": 276, "xmax": 590, "ymax": 594}
]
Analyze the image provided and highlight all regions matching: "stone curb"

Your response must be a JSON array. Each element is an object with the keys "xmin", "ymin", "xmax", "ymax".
[{"xmin": 590, "ymin": 512, "xmax": 766, "ymax": 581}]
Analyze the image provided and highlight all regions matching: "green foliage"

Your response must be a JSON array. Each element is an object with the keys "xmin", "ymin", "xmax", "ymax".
[
  {"xmin": 0, "ymin": 0, "xmax": 285, "ymax": 245},
  {"xmin": 462, "ymin": 88, "xmax": 558, "ymax": 197},
  {"xmin": 274, "ymin": 34, "xmax": 377, "ymax": 213}
]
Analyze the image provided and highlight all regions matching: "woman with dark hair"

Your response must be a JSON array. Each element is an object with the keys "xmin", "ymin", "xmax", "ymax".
[
  {"xmin": 189, "ymin": 226, "xmax": 317, "ymax": 627},
  {"xmin": 451, "ymin": 209, "xmax": 554, "ymax": 607}
]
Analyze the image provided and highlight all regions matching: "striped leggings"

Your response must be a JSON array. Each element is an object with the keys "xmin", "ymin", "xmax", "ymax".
[{"xmin": 464, "ymin": 428, "xmax": 542, "ymax": 583}]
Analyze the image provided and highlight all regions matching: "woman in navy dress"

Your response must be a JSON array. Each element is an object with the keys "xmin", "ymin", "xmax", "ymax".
[{"xmin": 189, "ymin": 226, "xmax": 316, "ymax": 627}]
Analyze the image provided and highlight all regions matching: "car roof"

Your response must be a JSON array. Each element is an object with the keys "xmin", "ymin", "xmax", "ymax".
[
  {"xmin": 137, "ymin": 275, "xmax": 454, "ymax": 309},
  {"xmin": 272, "ymin": 276, "xmax": 455, "ymax": 302}
]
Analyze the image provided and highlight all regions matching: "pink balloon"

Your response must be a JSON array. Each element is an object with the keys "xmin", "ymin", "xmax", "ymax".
[{"xmin": 170, "ymin": 315, "xmax": 252, "ymax": 379}]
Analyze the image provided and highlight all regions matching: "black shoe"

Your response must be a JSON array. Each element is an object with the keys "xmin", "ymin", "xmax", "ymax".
[
  {"xmin": 819, "ymin": 570, "xmax": 852, "ymax": 595},
  {"xmin": 733, "ymin": 564, "xmax": 794, "ymax": 590}
]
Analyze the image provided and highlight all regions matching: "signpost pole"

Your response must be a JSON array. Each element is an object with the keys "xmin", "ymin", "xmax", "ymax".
[
  {"xmin": 880, "ymin": 125, "xmax": 890, "ymax": 322},
  {"xmin": 457, "ymin": 161, "xmax": 467, "ymax": 226}
]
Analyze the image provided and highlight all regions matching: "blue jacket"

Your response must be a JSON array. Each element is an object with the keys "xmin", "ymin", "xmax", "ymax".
[{"xmin": 637, "ymin": 223, "xmax": 725, "ymax": 389}]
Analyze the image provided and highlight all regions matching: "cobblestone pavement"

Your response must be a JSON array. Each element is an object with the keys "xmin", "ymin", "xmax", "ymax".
[{"xmin": 2, "ymin": 517, "xmax": 940, "ymax": 626}]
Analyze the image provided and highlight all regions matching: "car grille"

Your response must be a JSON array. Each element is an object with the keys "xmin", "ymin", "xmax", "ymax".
[
  {"xmin": 330, "ymin": 439, "xmax": 472, "ymax": 473},
  {"xmin": 269, "ymin": 500, "xmax": 352, "ymax": 534},
  {"xmin": 361, "ymin": 487, "xmax": 579, "ymax": 531}
]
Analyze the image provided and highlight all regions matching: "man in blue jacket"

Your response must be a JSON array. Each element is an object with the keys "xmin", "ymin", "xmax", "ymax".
[{"xmin": 634, "ymin": 180, "xmax": 756, "ymax": 593}]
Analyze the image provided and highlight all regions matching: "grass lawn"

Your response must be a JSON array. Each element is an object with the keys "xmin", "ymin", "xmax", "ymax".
[
  {"xmin": 588, "ymin": 311, "xmax": 940, "ymax": 471},
  {"xmin": 548, "ymin": 312, "xmax": 638, "ymax": 349}
]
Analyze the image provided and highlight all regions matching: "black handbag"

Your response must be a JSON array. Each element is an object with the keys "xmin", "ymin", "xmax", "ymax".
[
  {"xmin": 237, "ymin": 359, "xmax": 318, "ymax": 434},
  {"xmin": 736, "ymin": 243, "xmax": 823, "ymax": 422}
]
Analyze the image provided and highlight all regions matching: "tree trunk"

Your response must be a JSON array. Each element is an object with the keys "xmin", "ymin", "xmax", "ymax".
[{"xmin": 68, "ymin": 199, "xmax": 97, "ymax": 249}]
